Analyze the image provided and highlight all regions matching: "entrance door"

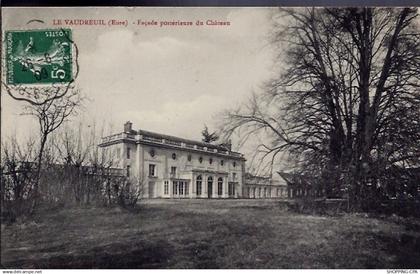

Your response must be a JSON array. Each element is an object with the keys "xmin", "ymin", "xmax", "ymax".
[
  {"xmin": 148, "ymin": 181, "xmax": 155, "ymax": 198},
  {"xmin": 228, "ymin": 182, "xmax": 235, "ymax": 198},
  {"xmin": 207, "ymin": 182, "xmax": 212, "ymax": 198},
  {"xmin": 207, "ymin": 176, "xmax": 213, "ymax": 198}
]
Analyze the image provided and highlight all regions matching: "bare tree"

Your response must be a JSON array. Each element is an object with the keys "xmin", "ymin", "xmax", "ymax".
[
  {"xmin": 105, "ymin": 176, "xmax": 145, "ymax": 209},
  {"xmin": 221, "ymin": 8, "xmax": 420, "ymax": 209},
  {"xmin": 40, "ymin": 122, "xmax": 94, "ymax": 205},
  {"xmin": 22, "ymin": 87, "xmax": 83, "ymax": 207}
]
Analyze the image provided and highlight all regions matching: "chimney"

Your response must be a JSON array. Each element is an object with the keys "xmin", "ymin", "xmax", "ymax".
[
  {"xmin": 226, "ymin": 139, "xmax": 232, "ymax": 151},
  {"xmin": 124, "ymin": 121, "xmax": 132, "ymax": 133},
  {"xmin": 222, "ymin": 139, "xmax": 232, "ymax": 151}
]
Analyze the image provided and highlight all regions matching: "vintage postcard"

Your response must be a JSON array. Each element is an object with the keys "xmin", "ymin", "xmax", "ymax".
[{"xmin": 1, "ymin": 5, "xmax": 419, "ymax": 271}]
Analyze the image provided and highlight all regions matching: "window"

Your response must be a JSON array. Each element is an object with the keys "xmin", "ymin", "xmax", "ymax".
[
  {"xmin": 264, "ymin": 187, "xmax": 267, "ymax": 198},
  {"xmin": 171, "ymin": 166, "xmax": 177, "ymax": 176},
  {"xmin": 232, "ymin": 173, "xmax": 237, "ymax": 182},
  {"xmin": 116, "ymin": 148, "xmax": 121, "ymax": 158},
  {"xmin": 233, "ymin": 161, "xmax": 236, "ymax": 167},
  {"xmin": 188, "ymin": 154, "xmax": 192, "ymax": 161},
  {"xmin": 196, "ymin": 175, "xmax": 202, "ymax": 196},
  {"xmin": 164, "ymin": 181, "xmax": 169, "ymax": 195},
  {"xmin": 126, "ymin": 165, "xmax": 130, "ymax": 177},
  {"xmin": 247, "ymin": 187, "xmax": 251, "ymax": 198},
  {"xmin": 209, "ymin": 158, "xmax": 213, "ymax": 164},
  {"xmin": 127, "ymin": 147, "xmax": 131, "ymax": 159},
  {"xmin": 258, "ymin": 188, "xmax": 261, "ymax": 198},
  {"xmin": 149, "ymin": 164, "xmax": 156, "ymax": 177},
  {"xmin": 218, "ymin": 177, "xmax": 223, "ymax": 196},
  {"xmin": 149, "ymin": 149, "xmax": 155, "ymax": 157},
  {"xmin": 199, "ymin": 156, "xmax": 203, "ymax": 163},
  {"xmin": 172, "ymin": 153, "xmax": 177, "ymax": 160},
  {"xmin": 220, "ymin": 160, "xmax": 224, "ymax": 166}
]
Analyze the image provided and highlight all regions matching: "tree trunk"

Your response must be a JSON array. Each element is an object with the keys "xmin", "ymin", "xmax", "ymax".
[{"xmin": 31, "ymin": 133, "xmax": 48, "ymax": 213}]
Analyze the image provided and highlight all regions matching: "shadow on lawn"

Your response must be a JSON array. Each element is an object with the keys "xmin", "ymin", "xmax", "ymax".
[
  {"xmin": 339, "ymin": 230, "xmax": 420, "ymax": 269},
  {"xmin": 6, "ymin": 239, "xmax": 175, "ymax": 269},
  {"xmin": 382, "ymin": 233, "xmax": 420, "ymax": 268}
]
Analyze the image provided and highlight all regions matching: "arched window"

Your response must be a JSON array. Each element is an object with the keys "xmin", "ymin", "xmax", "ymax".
[
  {"xmin": 208, "ymin": 176, "xmax": 213, "ymax": 183},
  {"xmin": 196, "ymin": 175, "xmax": 202, "ymax": 196},
  {"xmin": 218, "ymin": 177, "xmax": 223, "ymax": 196}
]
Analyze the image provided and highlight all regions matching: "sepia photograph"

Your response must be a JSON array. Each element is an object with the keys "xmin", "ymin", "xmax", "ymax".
[{"xmin": 1, "ymin": 3, "xmax": 419, "ymax": 271}]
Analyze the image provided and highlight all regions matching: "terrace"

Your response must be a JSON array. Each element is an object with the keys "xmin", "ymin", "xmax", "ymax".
[{"xmin": 100, "ymin": 130, "xmax": 244, "ymax": 159}]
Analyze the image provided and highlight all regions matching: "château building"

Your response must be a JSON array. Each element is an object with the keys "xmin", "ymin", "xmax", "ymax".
[{"xmin": 99, "ymin": 122, "xmax": 246, "ymax": 199}]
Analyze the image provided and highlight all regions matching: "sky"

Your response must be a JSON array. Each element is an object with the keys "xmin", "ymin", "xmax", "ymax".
[{"xmin": 1, "ymin": 7, "xmax": 282, "ymax": 173}]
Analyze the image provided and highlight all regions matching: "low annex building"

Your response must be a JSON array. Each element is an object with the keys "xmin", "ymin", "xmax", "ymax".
[
  {"xmin": 99, "ymin": 122, "xmax": 246, "ymax": 199},
  {"xmin": 243, "ymin": 173, "xmax": 288, "ymax": 199}
]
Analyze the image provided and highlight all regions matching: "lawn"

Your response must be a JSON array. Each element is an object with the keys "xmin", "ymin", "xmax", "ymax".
[{"xmin": 1, "ymin": 199, "xmax": 420, "ymax": 269}]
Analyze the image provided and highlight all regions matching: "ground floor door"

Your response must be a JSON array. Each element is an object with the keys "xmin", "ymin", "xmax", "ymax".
[
  {"xmin": 173, "ymin": 180, "xmax": 189, "ymax": 198},
  {"xmin": 208, "ymin": 182, "xmax": 212, "ymax": 198},
  {"xmin": 149, "ymin": 181, "xmax": 155, "ymax": 198},
  {"xmin": 228, "ymin": 182, "xmax": 235, "ymax": 198}
]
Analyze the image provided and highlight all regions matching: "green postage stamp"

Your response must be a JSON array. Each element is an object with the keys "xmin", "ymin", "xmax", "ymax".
[{"xmin": 6, "ymin": 29, "xmax": 73, "ymax": 85}]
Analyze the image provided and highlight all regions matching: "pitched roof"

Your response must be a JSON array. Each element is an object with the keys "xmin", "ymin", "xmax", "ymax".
[{"xmin": 277, "ymin": 171, "xmax": 311, "ymax": 185}]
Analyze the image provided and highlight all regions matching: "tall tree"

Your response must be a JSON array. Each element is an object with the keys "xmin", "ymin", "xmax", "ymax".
[
  {"xmin": 222, "ymin": 8, "xmax": 420, "ymax": 208},
  {"xmin": 201, "ymin": 125, "xmax": 219, "ymax": 143},
  {"xmin": 22, "ymin": 87, "xmax": 83, "ymax": 206}
]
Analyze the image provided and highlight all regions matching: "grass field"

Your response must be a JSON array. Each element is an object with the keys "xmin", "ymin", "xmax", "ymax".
[{"xmin": 1, "ymin": 199, "xmax": 420, "ymax": 269}]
